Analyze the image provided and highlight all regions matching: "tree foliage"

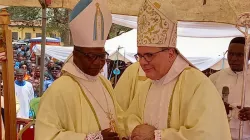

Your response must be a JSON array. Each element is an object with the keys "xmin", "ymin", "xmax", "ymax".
[
  {"xmin": 7, "ymin": 7, "xmax": 41, "ymax": 21},
  {"xmin": 46, "ymin": 8, "xmax": 71, "ymax": 45}
]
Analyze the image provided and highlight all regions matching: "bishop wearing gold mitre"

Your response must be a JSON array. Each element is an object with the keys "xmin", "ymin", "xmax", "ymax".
[{"xmin": 123, "ymin": 0, "xmax": 232, "ymax": 139}]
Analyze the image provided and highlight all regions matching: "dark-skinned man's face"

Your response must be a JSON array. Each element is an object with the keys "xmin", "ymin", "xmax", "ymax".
[
  {"xmin": 73, "ymin": 47, "xmax": 107, "ymax": 76},
  {"xmin": 227, "ymin": 43, "xmax": 246, "ymax": 72}
]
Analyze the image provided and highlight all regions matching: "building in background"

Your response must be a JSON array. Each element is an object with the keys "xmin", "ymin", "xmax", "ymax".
[{"xmin": 9, "ymin": 20, "xmax": 59, "ymax": 41}]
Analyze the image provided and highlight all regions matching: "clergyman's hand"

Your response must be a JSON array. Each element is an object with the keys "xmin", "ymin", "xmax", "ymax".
[
  {"xmin": 101, "ymin": 128, "xmax": 119, "ymax": 140},
  {"xmin": 131, "ymin": 124, "xmax": 156, "ymax": 140},
  {"xmin": 224, "ymin": 102, "xmax": 233, "ymax": 115},
  {"xmin": 238, "ymin": 107, "xmax": 250, "ymax": 121}
]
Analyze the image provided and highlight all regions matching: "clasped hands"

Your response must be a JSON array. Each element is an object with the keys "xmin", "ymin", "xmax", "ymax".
[{"xmin": 224, "ymin": 102, "xmax": 250, "ymax": 121}]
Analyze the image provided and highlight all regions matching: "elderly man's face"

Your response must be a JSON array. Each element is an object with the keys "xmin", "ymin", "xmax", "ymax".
[{"xmin": 137, "ymin": 46, "xmax": 177, "ymax": 80}]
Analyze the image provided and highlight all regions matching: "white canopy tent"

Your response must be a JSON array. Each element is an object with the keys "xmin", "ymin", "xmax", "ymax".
[
  {"xmin": 33, "ymin": 29, "xmax": 231, "ymax": 71},
  {"xmin": 112, "ymin": 14, "xmax": 245, "ymax": 38}
]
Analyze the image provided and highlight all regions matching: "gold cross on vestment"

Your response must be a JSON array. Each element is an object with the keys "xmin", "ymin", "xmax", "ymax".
[{"xmin": 106, "ymin": 111, "xmax": 116, "ymax": 132}]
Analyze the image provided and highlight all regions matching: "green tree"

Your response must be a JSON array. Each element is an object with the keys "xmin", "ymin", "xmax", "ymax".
[
  {"xmin": 7, "ymin": 7, "xmax": 41, "ymax": 21},
  {"xmin": 46, "ymin": 8, "xmax": 72, "ymax": 46}
]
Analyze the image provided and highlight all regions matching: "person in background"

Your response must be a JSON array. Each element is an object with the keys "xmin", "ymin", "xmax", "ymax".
[
  {"xmin": 20, "ymin": 64, "xmax": 31, "ymax": 81},
  {"xmin": 47, "ymin": 60, "xmax": 54, "ymax": 70},
  {"xmin": 30, "ymin": 63, "xmax": 36, "ymax": 78},
  {"xmin": 124, "ymin": 0, "xmax": 231, "ymax": 139},
  {"xmin": 13, "ymin": 53, "xmax": 17, "ymax": 60},
  {"xmin": 15, "ymin": 69, "xmax": 34, "ymax": 119},
  {"xmin": 28, "ymin": 77, "xmax": 34, "ymax": 84},
  {"xmin": 18, "ymin": 51, "xmax": 25, "ymax": 58},
  {"xmin": 30, "ymin": 57, "xmax": 36, "ymax": 64},
  {"xmin": 22, "ymin": 56, "xmax": 27, "ymax": 61},
  {"xmin": 34, "ymin": 66, "xmax": 40, "ymax": 81},
  {"xmin": 46, "ymin": 60, "xmax": 57, "ymax": 80},
  {"xmin": 210, "ymin": 37, "xmax": 250, "ymax": 140},
  {"xmin": 43, "ymin": 65, "xmax": 61, "ymax": 92},
  {"xmin": 26, "ymin": 60, "xmax": 32, "ymax": 68},
  {"xmin": 14, "ymin": 55, "xmax": 23, "ymax": 69},
  {"xmin": 25, "ymin": 60, "xmax": 32, "ymax": 75},
  {"xmin": 13, "ymin": 59, "xmax": 17, "ymax": 68},
  {"xmin": 32, "ymin": 79, "xmax": 40, "ymax": 98}
]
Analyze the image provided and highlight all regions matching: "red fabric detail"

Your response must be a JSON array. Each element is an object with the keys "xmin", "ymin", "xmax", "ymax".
[{"xmin": 20, "ymin": 127, "xmax": 35, "ymax": 140}]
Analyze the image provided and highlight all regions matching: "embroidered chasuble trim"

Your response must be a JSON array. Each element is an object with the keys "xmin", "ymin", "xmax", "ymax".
[
  {"xmin": 142, "ymin": 67, "xmax": 192, "ymax": 128},
  {"xmin": 67, "ymin": 74, "xmax": 101, "ymax": 130},
  {"xmin": 167, "ymin": 67, "xmax": 191, "ymax": 128},
  {"xmin": 142, "ymin": 82, "xmax": 152, "ymax": 122},
  {"xmin": 98, "ymin": 76, "xmax": 118, "ymax": 132},
  {"xmin": 65, "ymin": 73, "xmax": 118, "ymax": 132}
]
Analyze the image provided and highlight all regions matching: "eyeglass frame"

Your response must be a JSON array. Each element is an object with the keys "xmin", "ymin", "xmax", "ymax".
[
  {"xmin": 135, "ymin": 48, "xmax": 169, "ymax": 62},
  {"xmin": 74, "ymin": 49, "xmax": 109, "ymax": 61}
]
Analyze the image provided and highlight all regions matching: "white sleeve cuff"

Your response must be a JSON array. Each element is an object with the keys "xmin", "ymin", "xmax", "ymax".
[
  {"xmin": 154, "ymin": 130, "xmax": 162, "ymax": 140},
  {"xmin": 86, "ymin": 131, "xmax": 103, "ymax": 140}
]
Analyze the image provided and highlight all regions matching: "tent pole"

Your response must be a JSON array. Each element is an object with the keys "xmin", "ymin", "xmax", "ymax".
[{"xmin": 39, "ymin": 7, "xmax": 47, "ymax": 97}]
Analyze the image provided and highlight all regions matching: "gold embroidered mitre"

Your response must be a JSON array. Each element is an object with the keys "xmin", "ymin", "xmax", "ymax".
[
  {"xmin": 137, "ymin": 0, "xmax": 177, "ymax": 48},
  {"xmin": 69, "ymin": 0, "xmax": 112, "ymax": 48}
]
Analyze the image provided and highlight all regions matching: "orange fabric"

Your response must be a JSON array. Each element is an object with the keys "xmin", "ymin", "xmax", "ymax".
[{"xmin": 24, "ymin": 74, "xmax": 31, "ymax": 81}]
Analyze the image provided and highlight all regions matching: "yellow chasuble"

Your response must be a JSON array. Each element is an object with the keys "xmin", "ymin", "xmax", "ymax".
[
  {"xmin": 114, "ymin": 62, "xmax": 147, "ymax": 111},
  {"xmin": 35, "ymin": 58, "xmax": 124, "ymax": 140},
  {"xmin": 124, "ymin": 56, "xmax": 232, "ymax": 140}
]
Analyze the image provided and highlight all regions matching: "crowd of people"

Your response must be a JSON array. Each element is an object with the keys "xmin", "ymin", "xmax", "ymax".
[{"xmin": 10, "ymin": 44, "xmax": 63, "ymax": 119}]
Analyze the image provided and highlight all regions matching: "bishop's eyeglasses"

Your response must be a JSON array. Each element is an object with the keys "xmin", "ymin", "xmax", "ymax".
[
  {"xmin": 134, "ymin": 48, "xmax": 169, "ymax": 62},
  {"xmin": 74, "ymin": 49, "xmax": 109, "ymax": 61}
]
